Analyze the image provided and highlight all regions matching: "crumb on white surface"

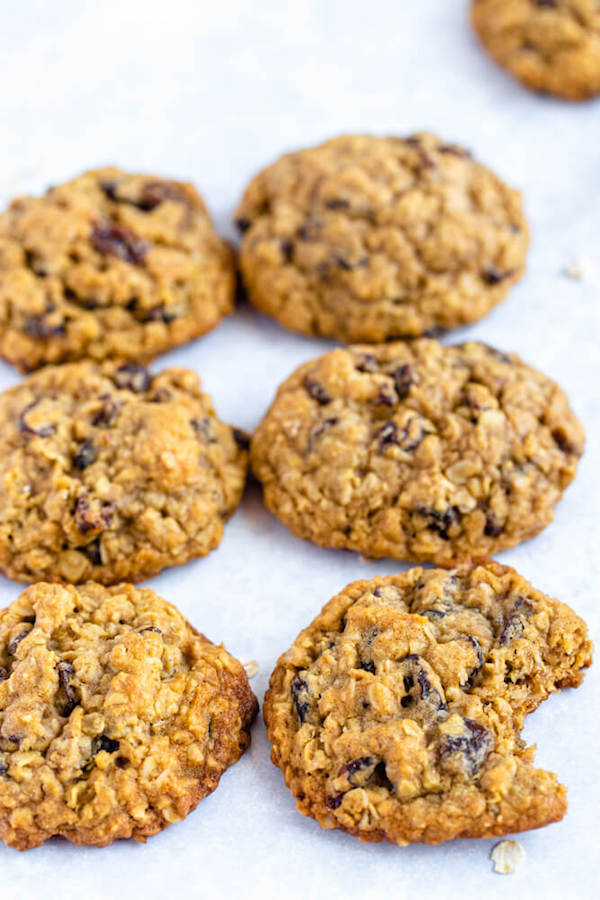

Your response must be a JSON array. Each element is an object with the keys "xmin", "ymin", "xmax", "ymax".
[
  {"xmin": 563, "ymin": 257, "xmax": 596, "ymax": 281},
  {"xmin": 242, "ymin": 659, "xmax": 259, "ymax": 678},
  {"xmin": 491, "ymin": 840, "xmax": 526, "ymax": 875}
]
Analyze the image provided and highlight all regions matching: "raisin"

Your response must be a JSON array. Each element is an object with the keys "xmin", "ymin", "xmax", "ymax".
[
  {"xmin": 57, "ymin": 660, "xmax": 79, "ymax": 717},
  {"xmin": 303, "ymin": 377, "xmax": 332, "ymax": 405},
  {"xmin": 358, "ymin": 660, "xmax": 376, "ymax": 674},
  {"xmin": 74, "ymin": 496, "xmax": 113, "ymax": 534},
  {"xmin": 418, "ymin": 506, "xmax": 460, "ymax": 540},
  {"xmin": 113, "ymin": 362, "xmax": 151, "ymax": 392},
  {"xmin": 139, "ymin": 626, "xmax": 162, "ymax": 635},
  {"xmin": 94, "ymin": 735, "xmax": 120, "ymax": 754},
  {"xmin": 484, "ymin": 512, "xmax": 504, "ymax": 537},
  {"xmin": 483, "ymin": 266, "xmax": 515, "ymax": 285},
  {"xmin": 463, "ymin": 635, "xmax": 484, "ymax": 685},
  {"xmin": 191, "ymin": 417, "xmax": 216, "ymax": 442},
  {"xmin": 307, "ymin": 417, "xmax": 338, "ymax": 452},
  {"xmin": 551, "ymin": 427, "xmax": 578, "ymax": 455},
  {"xmin": 92, "ymin": 223, "xmax": 148, "ymax": 265},
  {"xmin": 81, "ymin": 538, "xmax": 102, "ymax": 566},
  {"xmin": 235, "ymin": 217, "xmax": 252, "ymax": 233},
  {"xmin": 100, "ymin": 180, "xmax": 118, "ymax": 200},
  {"xmin": 24, "ymin": 307, "xmax": 66, "ymax": 338},
  {"xmin": 373, "ymin": 385, "xmax": 397, "ymax": 407},
  {"xmin": 7, "ymin": 632, "xmax": 29, "ymax": 655},
  {"xmin": 232, "ymin": 428, "xmax": 251, "ymax": 450},
  {"xmin": 0, "ymin": 763, "xmax": 8, "ymax": 777},
  {"xmin": 439, "ymin": 718, "xmax": 492, "ymax": 775},
  {"xmin": 0, "ymin": 667, "xmax": 8, "ymax": 681},
  {"xmin": 339, "ymin": 756, "xmax": 377, "ymax": 785},
  {"xmin": 73, "ymin": 440, "xmax": 97, "ymax": 469},
  {"xmin": 290, "ymin": 672, "xmax": 311, "ymax": 724},
  {"xmin": 536, "ymin": 0, "xmax": 557, "ymax": 5},
  {"xmin": 280, "ymin": 239, "xmax": 293, "ymax": 262},
  {"xmin": 355, "ymin": 353, "xmax": 378, "ymax": 373},
  {"xmin": 332, "ymin": 254, "xmax": 367, "ymax": 271},
  {"xmin": 439, "ymin": 144, "xmax": 472, "ymax": 159},
  {"xmin": 324, "ymin": 198, "xmax": 350, "ymax": 210},
  {"xmin": 403, "ymin": 654, "xmax": 447, "ymax": 715},
  {"xmin": 18, "ymin": 400, "xmax": 56, "ymax": 437},
  {"xmin": 499, "ymin": 615, "xmax": 524, "ymax": 645},
  {"xmin": 326, "ymin": 794, "xmax": 343, "ymax": 810},
  {"xmin": 136, "ymin": 181, "xmax": 183, "ymax": 211},
  {"xmin": 92, "ymin": 394, "xmax": 120, "ymax": 426},
  {"xmin": 392, "ymin": 364, "xmax": 413, "ymax": 399},
  {"xmin": 378, "ymin": 422, "xmax": 399, "ymax": 450}
]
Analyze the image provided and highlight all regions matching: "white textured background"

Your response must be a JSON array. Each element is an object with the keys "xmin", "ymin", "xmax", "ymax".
[{"xmin": 1, "ymin": 2, "xmax": 599, "ymax": 898}]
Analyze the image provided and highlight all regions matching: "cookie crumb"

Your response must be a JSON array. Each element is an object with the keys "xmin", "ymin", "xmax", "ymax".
[
  {"xmin": 243, "ymin": 659, "xmax": 259, "ymax": 678},
  {"xmin": 563, "ymin": 257, "xmax": 596, "ymax": 281},
  {"xmin": 491, "ymin": 839, "xmax": 526, "ymax": 874},
  {"xmin": 563, "ymin": 262, "xmax": 583, "ymax": 280}
]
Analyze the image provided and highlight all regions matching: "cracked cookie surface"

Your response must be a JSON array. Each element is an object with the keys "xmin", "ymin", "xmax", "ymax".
[
  {"xmin": 0, "ymin": 361, "xmax": 248, "ymax": 584},
  {"xmin": 264, "ymin": 560, "xmax": 592, "ymax": 845},
  {"xmin": 472, "ymin": 0, "xmax": 600, "ymax": 100},
  {"xmin": 0, "ymin": 581, "xmax": 258, "ymax": 850},
  {"xmin": 0, "ymin": 167, "xmax": 234, "ymax": 371},
  {"xmin": 235, "ymin": 134, "xmax": 528, "ymax": 342},
  {"xmin": 250, "ymin": 340, "xmax": 583, "ymax": 563}
]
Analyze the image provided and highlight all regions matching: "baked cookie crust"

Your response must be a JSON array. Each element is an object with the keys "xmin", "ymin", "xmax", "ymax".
[
  {"xmin": 0, "ymin": 361, "xmax": 248, "ymax": 584},
  {"xmin": 472, "ymin": 0, "xmax": 600, "ymax": 101},
  {"xmin": 250, "ymin": 340, "xmax": 584, "ymax": 564},
  {"xmin": 0, "ymin": 581, "xmax": 258, "ymax": 850},
  {"xmin": 235, "ymin": 134, "xmax": 528, "ymax": 342},
  {"xmin": 0, "ymin": 167, "xmax": 234, "ymax": 371},
  {"xmin": 264, "ymin": 560, "xmax": 592, "ymax": 845}
]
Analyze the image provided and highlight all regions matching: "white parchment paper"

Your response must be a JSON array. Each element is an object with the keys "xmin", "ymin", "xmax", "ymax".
[{"xmin": 1, "ymin": 2, "xmax": 599, "ymax": 898}]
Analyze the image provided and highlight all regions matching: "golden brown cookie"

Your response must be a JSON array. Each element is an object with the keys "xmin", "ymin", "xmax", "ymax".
[
  {"xmin": 471, "ymin": 0, "xmax": 600, "ymax": 100},
  {"xmin": 0, "ymin": 580, "xmax": 258, "ymax": 850},
  {"xmin": 0, "ymin": 361, "xmax": 248, "ymax": 584},
  {"xmin": 235, "ymin": 134, "xmax": 528, "ymax": 342},
  {"xmin": 251, "ymin": 340, "xmax": 583, "ymax": 563},
  {"xmin": 264, "ymin": 560, "xmax": 592, "ymax": 845},
  {"xmin": 0, "ymin": 167, "xmax": 235, "ymax": 371}
]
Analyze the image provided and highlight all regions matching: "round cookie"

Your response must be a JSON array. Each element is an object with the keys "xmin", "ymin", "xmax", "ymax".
[
  {"xmin": 235, "ymin": 134, "xmax": 528, "ymax": 342},
  {"xmin": 0, "ymin": 167, "xmax": 235, "ymax": 372},
  {"xmin": 264, "ymin": 560, "xmax": 592, "ymax": 845},
  {"xmin": 0, "ymin": 580, "xmax": 258, "ymax": 849},
  {"xmin": 251, "ymin": 340, "xmax": 584, "ymax": 563},
  {"xmin": 0, "ymin": 361, "xmax": 248, "ymax": 584},
  {"xmin": 471, "ymin": 0, "xmax": 600, "ymax": 101}
]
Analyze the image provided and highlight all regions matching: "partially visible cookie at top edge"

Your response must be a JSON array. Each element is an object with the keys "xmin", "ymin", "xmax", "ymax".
[
  {"xmin": 0, "ymin": 580, "xmax": 258, "ymax": 850},
  {"xmin": 471, "ymin": 0, "xmax": 600, "ymax": 101},
  {"xmin": 0, "ymin": 167, "xmax": 235, "ymax": 372},
  {"xmin": 0, "ymin": 359, "xmax": 249, "ymax": 585},
  {"xmin": 235, "ymin": 133, "xmax": 528, "ymax": 343},
  {"xmin": 250, "ymin": 340, "xmax": 584, "ymax": 564},
  {"xmin": 263, "ymin": 558, "xmax": 592, "ymax": 845}
]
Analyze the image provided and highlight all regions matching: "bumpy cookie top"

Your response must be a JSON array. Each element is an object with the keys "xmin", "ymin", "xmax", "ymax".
[
  {"xmin": 235, "ymin": 134, "xmax": 528, "ymax": 342},
  {"xmin": 264, "ymin": 560, "xmax": 592, "ymax": 845},
  {"xmin": 0, "ymin": 361, "xmax": 248, "ymax": 584},
  {"xmin": 472, "ymin": 0, "xmax": 600, "ymax": 100},
  {"xmin": 0, "ymin": 581, "xmax": 257, "ymax": 849},
  {"xmin": 0, "ymin": 167, "xmax": 234, "ymax": 371},
  {"xmin": 251, "ymin": 340, "xmax": 584, "ymax": 563}
]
